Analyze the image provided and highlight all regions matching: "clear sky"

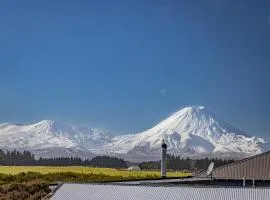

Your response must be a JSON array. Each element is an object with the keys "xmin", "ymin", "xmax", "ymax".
[{"xmin": 0, "ymin": 0, "xmax": 269, "ymax": 139}]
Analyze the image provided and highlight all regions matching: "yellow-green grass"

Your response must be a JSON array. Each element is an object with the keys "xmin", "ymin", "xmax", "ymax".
[{"xmin": 0, "ymin": 166, "xmax": 190, "ymax": 178}]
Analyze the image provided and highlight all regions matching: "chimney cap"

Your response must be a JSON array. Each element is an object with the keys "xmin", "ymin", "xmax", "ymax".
[{"xmin": 161, "ymin": 139, "xmax": 167, "ymax": 149}]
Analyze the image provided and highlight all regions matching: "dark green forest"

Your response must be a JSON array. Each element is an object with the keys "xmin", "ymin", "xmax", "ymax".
[
  {"xmin": 0, "ymin": 150, "xmax": 126, "ymax": 168},
  {"xmin": 139, "ymin": 155, "xmax": 234, "ymax": 171},
  {"xmin": 0, "ymin": 149, "xmax": 233, "ymax": 170}
]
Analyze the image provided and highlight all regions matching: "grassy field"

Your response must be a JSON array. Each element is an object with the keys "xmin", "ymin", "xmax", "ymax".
[
  {"xmin": 0, "ymin": 167, "xmax": 191, "ymax": 199},
  {"xmin": 0, "ymin": 166, "xmax": 189, "ymax": 178}
]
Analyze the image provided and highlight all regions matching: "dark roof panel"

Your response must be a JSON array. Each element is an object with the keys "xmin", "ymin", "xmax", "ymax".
[{"xmin": 195, "ymin": 151, "xmax": 270, "ymax": 180}]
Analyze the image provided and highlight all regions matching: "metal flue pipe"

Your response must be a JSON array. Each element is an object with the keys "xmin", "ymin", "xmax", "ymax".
[{"xmin": 161, "ymin": 140, "xmax": 167, "ymax": 178}]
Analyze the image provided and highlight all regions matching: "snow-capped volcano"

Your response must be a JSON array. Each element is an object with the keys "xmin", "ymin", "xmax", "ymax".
[
  {"xmin": 0, "ymin": 106, "xmax": 268, "ymax": 160},
  {"xmin": 104, "ymin": 106, "xmax": 266, "ymax": 158},
  {"xmin": 0, "ymin": 120, "xmax": 112, "ymax": 158}
]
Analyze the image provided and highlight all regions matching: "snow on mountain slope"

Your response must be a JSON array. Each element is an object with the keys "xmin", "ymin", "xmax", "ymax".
[
  {"xmin": 105, "ymin": 106, "xmax": 266, "ymax": 157},
  {"xmin": 0, "ymin": 120, "xmax": 111, "ymax": 157},
  {"xmin": 0, "ymin": 106, "xmax": 267, "ymax": 160}
]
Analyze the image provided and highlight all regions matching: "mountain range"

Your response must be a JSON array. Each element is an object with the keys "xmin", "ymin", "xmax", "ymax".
[{"xmin": 0, "ymin": 106, "xmax": 268, "ymax": 161}]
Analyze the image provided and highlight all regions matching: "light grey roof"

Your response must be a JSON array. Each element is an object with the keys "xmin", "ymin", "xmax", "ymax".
[
  {"xmin": 112, "ymin": 177, "xmax": 210, "ymax": 185},
  {"xmin": 51, "ymin": 183, "xmax": 270, "ymax": 200}
]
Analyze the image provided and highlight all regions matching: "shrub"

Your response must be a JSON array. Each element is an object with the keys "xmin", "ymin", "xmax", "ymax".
[{"xmin": 0, "ymin": 181, "xmax": 50, "ymax": 200}]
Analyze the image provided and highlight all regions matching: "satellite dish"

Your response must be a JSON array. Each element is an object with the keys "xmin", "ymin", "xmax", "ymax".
[{"xmin": 206, "ymin": 162, "xmax": 215, "ymax": 176}]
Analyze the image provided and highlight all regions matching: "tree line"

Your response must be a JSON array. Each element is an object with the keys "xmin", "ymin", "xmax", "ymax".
[
  {"xmin": 0, "ymin": 149, "xmax": 233, "ymax": 170},
  {"xmin": 0, "ymin": 150, "xmax": 127, "ymax": 168},
  {"xmin": 139, "ymin": 154, "xmax": 234, "ymax": 170}
]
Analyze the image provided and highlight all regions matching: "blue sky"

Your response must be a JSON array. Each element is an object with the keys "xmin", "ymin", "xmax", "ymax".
[{"xmin": 0, "ymin": 0, "xmax": 269, "ymax": 139}]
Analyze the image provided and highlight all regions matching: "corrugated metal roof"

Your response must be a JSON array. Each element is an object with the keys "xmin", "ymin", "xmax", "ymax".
[
  {"xmin": 51, "ymin": 183, "xmax": 270, "ymax": 200},
  {"xmin": 112, "ymin": 177, "xmax": 210, "ymax": 185},
  {"xmin": 195, "ymin": 151, "xmax": 270, "ymax": 180}
]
